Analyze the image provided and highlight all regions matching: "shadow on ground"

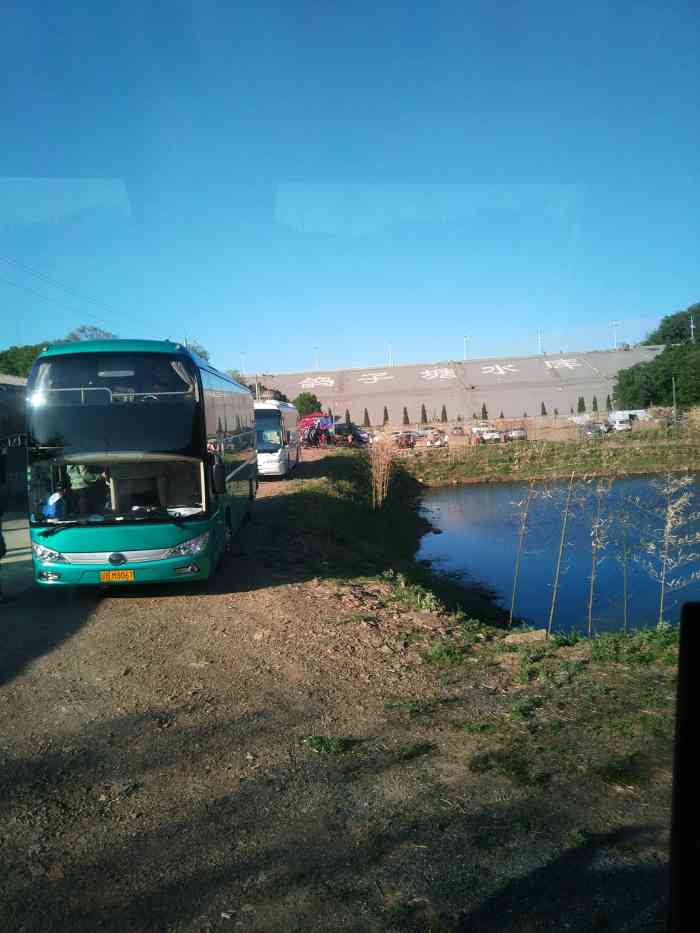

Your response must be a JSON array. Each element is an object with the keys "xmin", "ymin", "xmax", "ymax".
[
  {"xmin": 0, "ymin": 702, "xmax": 669, "ymax": 933},
  {"xmin": 0, "ymin": 584, "xmax": 102, "ymax": 688}
]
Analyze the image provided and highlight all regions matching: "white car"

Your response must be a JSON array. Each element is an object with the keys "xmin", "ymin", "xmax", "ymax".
[
  {"xmin": 481, "ymin": 430, "xmax": 502, "ymax": 442},
  {"xmin": 611, "ymin": 421, "xmax": 632, "ymax": 432}
]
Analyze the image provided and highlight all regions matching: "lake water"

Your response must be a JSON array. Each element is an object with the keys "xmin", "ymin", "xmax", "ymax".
[{"xmin": 418, "ymin": 474, "xmax": 700, "ymax": 633}]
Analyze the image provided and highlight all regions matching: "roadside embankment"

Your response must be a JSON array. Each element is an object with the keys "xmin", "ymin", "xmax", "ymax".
[{"xmin": 399, "ymin": 435, "xmax": 700, "ymax": 486}]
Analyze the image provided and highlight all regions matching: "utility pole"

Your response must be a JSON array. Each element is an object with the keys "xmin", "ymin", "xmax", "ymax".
[
  {"xmin": 463, "ymin": 335, "xmax": 467, "ymax": 361},
  {"xmin": 314, "ymin": 346, "xmax": 320, "ymax": 370},
  {"xmin": 672, "ymin": 375, "xmax": 677, "ymax": 425},
  {"xmin": 537, "ymin": 329, "xmax": 543, "ymax": 354},
  {"xmin": 690, "ymin": 313, "xmax": 696, "ymax": 343},
  {"xmin": 388, "ymin": 343, "xmax": 393, "ymax": 368},
  {"xmin": 611, "ymin": 321, "xmax": 621, "ymax": 350}
]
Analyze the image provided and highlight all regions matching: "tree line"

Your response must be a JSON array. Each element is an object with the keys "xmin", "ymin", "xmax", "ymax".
[{"xmin": 613, "ymin": 301, "xmax": 700, "ymax": 409}]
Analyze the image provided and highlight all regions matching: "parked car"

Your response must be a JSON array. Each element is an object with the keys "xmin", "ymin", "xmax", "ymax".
[
  {"xmin": 582, "ymin": 423, "xmax": 607, "ymax": 439},
  {"xmin": 427, "ymin": 430, "xmax": 449, "ymax": 448},
  {"xmin": 506, "ymin": 428, "xmax": 527, "ymax": 441},
  {"xmin": 611, "ymin": 420, "xmax": 632, "ymax": 433},
  {"xmin": 335, "ymin": 423, "xmax": 368, "ymax": 444},
  {"xmin": 395, "ymin": 432, "xmax": 416, "ymax": 449}
]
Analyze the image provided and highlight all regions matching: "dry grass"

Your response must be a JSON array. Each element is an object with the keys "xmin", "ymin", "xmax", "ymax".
[{"xmin": 367, "ymin": 436, "xmax": 395, "ymax": 510}]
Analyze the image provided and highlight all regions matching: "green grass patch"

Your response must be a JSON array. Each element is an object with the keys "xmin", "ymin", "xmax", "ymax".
[
  {"xmin": 453, "ymin": 719, "xmax": 500, "ymax": 735},
  {"xmin": 565, "ymin": 828, "xmax": 590, "ymax": 849},
  {"xmin": 589, "ymin": 750, "xmax": 650, "ymax": 785},
  {"xmin": 590, "ymin": 625, "xmax": 678, "ymax": 666},
  {"xmin": 300, "ymin": 735, "xmax": 355, "ymax": 755},
  {"xmin": 469, "ymin": 746, "xmax": 551, "ymax": 787},
  {"xmin": 509, "ymin": 696, "xmax": 544, "ymax": 721},
  {"xmin": 381, "ymin": 569, "xmax": 444, "ymax": 613},
  {"xmin": 386, "ymin": 697, "xmax": 442, "ymax": 719},
  {"xmin": 396, "ymin": 742, "xmax": 436, "ymax": 762}
]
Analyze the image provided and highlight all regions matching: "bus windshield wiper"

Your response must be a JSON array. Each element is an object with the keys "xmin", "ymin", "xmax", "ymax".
[
  {"xmin": 38, "ymin": 521, "xmax": 85, "ymax": 538},
  {"xmin": 143, "ymin": 508, "xmax": 187, "ymax": 527}
]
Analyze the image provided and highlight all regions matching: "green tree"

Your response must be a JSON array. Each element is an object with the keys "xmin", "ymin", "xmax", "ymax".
[
  {"xmin": 440, "ymin": 404, "xmax": 447, "ymax": 423},
  {"xmin": 63, "ymin": 325, "xmax": 117, "ymax": 343},
  {"xmin": 472, "ymin": 412, "xmax": 478, "ymax": 420},
  {"xmin": 523, "ymin": 411, "xmax": 528, "ymax": 418},
  {"xmin": 363, "ymin": 408, "xmax": 370, "ymax": 427},
  {"xmin": 481, "ymin": 402, "xmax": 488, "ymax": 420},
  {"xmin": 345, "ymin": 408, "xmax": 352, "ymax": 428},
  {"xmin": 606, "ymin": 394, "xmax": 613, "ymax": 412},
  {"xmin": 540, "ymin": 402, "xmax": 547, "ymax": 416},
  {"xmin": 402, "ymin": 406, "xmax": 410, "ymax": 426},
  {"xmin": 184, "ymin": 339, "xmax": 210, "ymax": 360},
  {"xmin": 0, "ymin": 342, "xmax": 47, "ymax": 377},
  {"xmin": 383, "ymin": 406, "xmax": 389, "ymax": 425},
  {"xmin": 577, "ymin": 396, "xmax": 586, "ymax": 413},
  {"xmin": 499, "ymin": 411, "xmax": 504, "ymax": 419},
  {"xmin": 292, "ymin": 392, "xmax": 322, "ymax": 417},
  {"xmin": 420, "ymin": 404, "xmax": 428, "ymax": 424},
  {"xmin": 554, "ymin": 408, "xmax": 559, "ymax": 416},
  {"xmin": 592, "ymin": 395, "xmax": 599, "ymax": 412},
  {"xmin": 644, "ymin": 302, "xmax": 700, "ymax": 345},
  {"xmin": 614, "ymin": 343, "xmax": 700, "ymax": 409},
  {"xmin": 570, "ymin": 407, "xmax": 575, "ymax": 414}
]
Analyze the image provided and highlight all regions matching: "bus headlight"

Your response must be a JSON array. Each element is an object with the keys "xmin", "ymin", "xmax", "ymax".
[
  {"xmin": 32, "ymin": 542, "xmax": 66, "ymax": 563},
  {"xmin": 164, "ymin": 531, "xmax": 210, "ymax": 559}
]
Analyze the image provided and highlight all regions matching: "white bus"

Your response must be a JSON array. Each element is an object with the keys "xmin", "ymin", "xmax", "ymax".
[{"xmin": 254, "ymin": 400, "xmax": 300, "ymax": 477}]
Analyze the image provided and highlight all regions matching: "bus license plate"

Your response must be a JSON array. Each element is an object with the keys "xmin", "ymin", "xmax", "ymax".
[{"xmin": 100, "ymin": 570, "xmax": 135, "ymax": 583}]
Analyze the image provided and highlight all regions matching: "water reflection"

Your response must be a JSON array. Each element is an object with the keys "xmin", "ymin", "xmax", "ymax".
[{"xmin": 418, "ymin": 474, "xmax": 700, "ymax": 633}]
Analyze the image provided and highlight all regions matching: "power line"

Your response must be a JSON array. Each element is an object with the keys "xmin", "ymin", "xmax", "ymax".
[
  {"xmin": 0, "ymin": 253, "xmax": 118, "ymax": 319},
  {"xmin": 0, "ymin": 273, "xmax": 108, "ymax": 324}
]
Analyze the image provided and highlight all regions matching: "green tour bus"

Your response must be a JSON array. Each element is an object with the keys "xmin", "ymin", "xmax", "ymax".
[{"xmin": 26, "ymin": 339, "xmax": 257, "ymax": 587}]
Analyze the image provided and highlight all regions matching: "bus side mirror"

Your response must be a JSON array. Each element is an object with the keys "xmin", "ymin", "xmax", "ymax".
[{"xmin": 212, "ymin": 461, "xmax": 226, "ymax": 495}]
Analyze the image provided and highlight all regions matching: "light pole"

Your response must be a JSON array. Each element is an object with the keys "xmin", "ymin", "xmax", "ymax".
[
  {"xmin": 314, "ymin": 346, "xmax": 320, "ymax": 370},
  {"xmin": 611, "ymin": 321, "xmax": 621, "ymax": 350},
  {"xmin": 463, "ymin": 335, "xmax": 467, "ymax": 361},
  {"xmin": 537, "ymin": 329, "xmax": 543, "ymax": 354}
]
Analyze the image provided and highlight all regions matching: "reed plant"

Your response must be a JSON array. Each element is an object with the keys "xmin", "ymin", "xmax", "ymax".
[{"xmin": 367, "ymin": 436, "xmax": 395, "ymax": 510}]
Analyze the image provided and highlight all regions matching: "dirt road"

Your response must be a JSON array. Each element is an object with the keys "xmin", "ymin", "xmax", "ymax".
[{"xmin": 0, "ymin": 457, "xmax": 671, "ymax": 932}]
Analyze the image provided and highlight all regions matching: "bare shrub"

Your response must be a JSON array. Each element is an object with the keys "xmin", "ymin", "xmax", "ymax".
[
  {"xmin": 368, "ymin": 437, "xmax": 395, "ymax": 510},
  {"xmin": 636, "ymin": 472, "xmax": 700, "ymax": 625}
]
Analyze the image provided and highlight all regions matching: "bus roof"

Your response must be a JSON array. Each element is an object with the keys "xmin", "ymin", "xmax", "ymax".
[
  {"xmin": 34, "ymin": 339, "xmax": 251, "ymax": 394},
  {"xmin": 254, "ymin": 400, "xmax": 298, "ymax": 413},
  {"xmin": 38, "ymin": 339, "xmax": 190, "ymax": 359}
]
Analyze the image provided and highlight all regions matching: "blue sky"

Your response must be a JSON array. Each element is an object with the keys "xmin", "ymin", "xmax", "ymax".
[{"xmin": 1, "ymin": 1, "xmax": 698, "ymax": 374}]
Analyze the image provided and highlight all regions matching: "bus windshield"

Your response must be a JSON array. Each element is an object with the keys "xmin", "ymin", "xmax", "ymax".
[
  {"xmin": 255, "ymin": 410, "xmax": 283, "ymax": 452},
  {"xmin": 27, "ymin": 353, "xmax": 203, "ymax": 457},
  {"xmin": 29, "ymin": 353, "xmax": 198, "ymax": 407},
  {"xmin": 28, "ymin": 456, "xmax": 205, "ymax": 526}
]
